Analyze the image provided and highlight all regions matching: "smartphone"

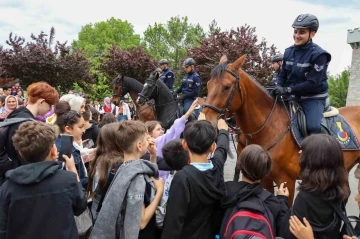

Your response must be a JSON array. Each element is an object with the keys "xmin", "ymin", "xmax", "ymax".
[
  {"xmin": 58, "ymin": 135, "xmax": 73, "ymax": 162},
  {"xmin": 85, "ymin": 139, "xmax": 94, "ymax": 148}
]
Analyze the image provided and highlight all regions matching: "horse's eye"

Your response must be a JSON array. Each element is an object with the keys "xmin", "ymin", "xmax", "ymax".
[{"xmin": 224, "ymin": 85, "xmax": 231, "ymax": 91}]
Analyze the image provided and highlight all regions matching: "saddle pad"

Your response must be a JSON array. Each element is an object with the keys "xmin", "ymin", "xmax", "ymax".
[{"xmin": 291, "ymin": 114, "xmax": 360, "ymax": 150}]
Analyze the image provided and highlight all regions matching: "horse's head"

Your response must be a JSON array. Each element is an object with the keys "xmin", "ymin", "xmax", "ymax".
[
  {"xmin": 137, "ymin": 69, "xmax": 161, "ymax": 105},
  {"xmin": 202, "ymin": 54, "xmax": 247, "ymax": 124},
  {"xmin": 112, "ymin": 74, "xmax": 127, "ymax": 99}
]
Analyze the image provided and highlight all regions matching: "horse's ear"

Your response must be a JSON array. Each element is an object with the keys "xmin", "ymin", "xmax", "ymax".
[
  {"xmin": 232, "ymin": 54, "xmax": 247, "ymax": 71},
  {"xmin": 219, "ymin": 55, "xmax": 228, "ymax": 64}
]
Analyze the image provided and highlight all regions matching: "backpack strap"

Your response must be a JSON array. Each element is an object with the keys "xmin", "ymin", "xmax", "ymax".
[
  {"xmin": 0, "ymin": 118, "xmax": 35, "ymax": 127},
  {"xmin": 96, "ymin": 162, "xmax": 122, "ymax": 213},
  {"xmin": 329, "ymin": 202, "xmax": 357, "ymax": 236},
  {"xmin": 258, "ymin": 189, "xmax": 273, "ymax": 202}
]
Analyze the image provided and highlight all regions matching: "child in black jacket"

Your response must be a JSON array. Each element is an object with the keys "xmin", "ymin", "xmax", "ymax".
[
  {"xmin": 161, "ymin": 119, "xmax": 229, "ymax": 239},
  {"xmin": 0, "ymin": 121, "xmax": 87, "ymax": 239}
]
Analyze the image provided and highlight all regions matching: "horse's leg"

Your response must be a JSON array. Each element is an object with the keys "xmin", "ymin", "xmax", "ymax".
[
  {"xmin": 233, "ymin": 165, "xmax": 240, "ymax": 181},
  {"xmin": 274, "ymin": 174, "xmax": 297, "ymax": 206},
  {"xmin": 261, "ymin": 174, "xmax": 274, "ymax": 194}
]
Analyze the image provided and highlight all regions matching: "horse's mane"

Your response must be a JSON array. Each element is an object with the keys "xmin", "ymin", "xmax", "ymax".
[
  {"xmin": 210, "ymin": 62, "xmax": 271, "ymax": 97},
  {"xmin": 123, "ymin": 76, "xmax": 144, "ymax": 93},
  {"xmin": 112, "ymin": 75, "xmax": 144, "ymax": 93}
]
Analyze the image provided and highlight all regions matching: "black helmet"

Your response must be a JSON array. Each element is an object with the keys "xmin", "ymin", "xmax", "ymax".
[
  {"xmin": 271, "ymin": 54, "xmax": 283, "ymax": 63},
  {"xmin": 154, "ymin": 67, "xmax": 162, "ymax": 73},
  {"xmin": 292, "ymin": 14, "xmax": 319, "ymax": 32},
  {"xmin": 183, "ymin": 58, "xmax": 195, "ymax": 67},
  {"xmin": 159, "ymin": 59, "xmax": 169, "ymax": 65}
]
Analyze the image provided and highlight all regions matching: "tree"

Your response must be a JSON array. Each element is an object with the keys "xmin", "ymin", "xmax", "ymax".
[
  {"xmin": 143, "ymin": 16, "xmax": 205, "ymax": 73},
  {"xmin": 328, "ymin": 68, "xmax": 350, "ymax": 108},
  {"xmin": 100, "ymin": 45, "xmax": 157, "ymax": 83},
  {"xmin": 0, "ymin": 28, "xmax": 93, "ymax": 92},
  {"xmin": 72, "ymin": 18, "xmax": 141, "ymax": 99},
  {"xmin": 188, "ymin": 23, "xmax": 277, "ymax": 96},
  {"xmin": 72, "ymin": 17, "xmax": 141, "ymax": 59}
]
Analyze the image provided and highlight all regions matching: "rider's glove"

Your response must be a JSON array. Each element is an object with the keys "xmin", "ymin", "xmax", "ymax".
[{"xmin": 272, "ymin": 86, "xmax": 292, "ymax": 96}]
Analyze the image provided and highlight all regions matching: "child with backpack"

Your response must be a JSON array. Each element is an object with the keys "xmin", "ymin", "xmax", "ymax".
[
  {"xmin": 90, "ymin": 120, "xmax": 164, "ymax": 239},
  {"xmin": 0, "ymin": 82, "xmax": 59, "ymax": 185},
  {"xmin": 161, "ymin": 119, "xmax": 229, "ymax": 239},
  {"xmin": 0, "ymin": 121, "xmax": 87, "ymax": 239},
  {"xmin": 220, "ymin": 144, "xmax": 289, "ymax": 239}
]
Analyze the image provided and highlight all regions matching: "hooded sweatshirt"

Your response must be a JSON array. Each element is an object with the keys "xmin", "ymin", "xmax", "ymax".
[
  {"xmin": 4, "ymin": 107, "xmax": 35, "ymax": 169},
  {"xmin": 90, "ymin": 159, "xmax": 159, "ymax": 239},
  {"xmin": 220, "ymin": 181, "xmax": 289, "ymax": 237},
  {"xmin": 161, "ymin": 129, "xmax": 229, "ymax": 239},
  {"xmin": 280, "ymin": 190, "xmax": 342, "ymax": 239},
  {"xmin": 0, "ymin": 161, "xmax": 87, "ymax": 239}
]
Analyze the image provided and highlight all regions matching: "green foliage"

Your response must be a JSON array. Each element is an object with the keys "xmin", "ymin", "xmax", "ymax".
[
  {"xmin": 72, "ymin": 17, "xmax": 141, "ymax": 59},
  {"xmin": 72, "ymin": 17, "xmax": 142, "ymax": 99},
  {"xmin": 328, "ymin": 68, "xmax": 350, "ymax": 108},
  {"xmin": 143, "ymin": 16, "xmax": 205, "ymax": 80}
]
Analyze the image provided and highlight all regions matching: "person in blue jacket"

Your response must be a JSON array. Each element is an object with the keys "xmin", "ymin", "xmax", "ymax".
[
  {"xmin": 159, "ymin": 59, "xmax": 175, "ymax": 91},
  {"xmin": 268, "ymin": 54, "xmax": 283, "ymax": 87},
  {"xmin": 175, "ymin": 58, "xmax": 202, "ymax": 117},
  {"xmin": 272, "ymin": 13, "xmax": 331, "ymax": 135}
]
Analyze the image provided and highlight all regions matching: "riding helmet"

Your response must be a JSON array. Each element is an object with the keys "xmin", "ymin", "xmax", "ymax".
[
  {"xmin": 271, "ymin": 54, "xmax": 283, "ymax": 63},
  {"xmin": 183, "ymin": 58, "xmax": 196, "ymax": 67},
  {"xmin": 159, "ymin": 59, "xmax": 169, "ymax": 65},
  {"xmin": 292, "ymin": 14, "xmax": 319, "ymax": 32}
]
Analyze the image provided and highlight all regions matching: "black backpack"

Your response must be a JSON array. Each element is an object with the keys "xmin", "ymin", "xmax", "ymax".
[
  {"xmin": 0, "ymin": 118, "xmax": 34, "ymax": 177},
  {"xmin": 221, "ymin": 190, "xmax": 275, "ymax": 239}
]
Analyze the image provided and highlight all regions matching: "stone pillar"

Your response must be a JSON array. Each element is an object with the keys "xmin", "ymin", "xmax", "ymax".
[{"xmin": 346, "ymin": 28, "xmax": 360, "ymax": 106}]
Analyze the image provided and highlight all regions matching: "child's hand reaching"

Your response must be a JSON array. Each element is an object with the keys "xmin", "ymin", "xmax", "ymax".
[
  {"xmin": 147, "ymin": 137, "xmax": 157, "ymax": 156},
  {"xmin": 217, "ymin": 119, "xmax": 229, "ymax": 131}
]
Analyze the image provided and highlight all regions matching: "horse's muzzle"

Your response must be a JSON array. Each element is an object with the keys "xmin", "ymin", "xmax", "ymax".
[{"xmin": 136, "ymin": 96, "xmax": 145, "ymax": 106}]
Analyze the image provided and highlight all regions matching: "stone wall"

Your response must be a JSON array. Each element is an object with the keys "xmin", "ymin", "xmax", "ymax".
[{"xmin": 346, "ymin": 42, "xmax": 360, "ymax": 106}]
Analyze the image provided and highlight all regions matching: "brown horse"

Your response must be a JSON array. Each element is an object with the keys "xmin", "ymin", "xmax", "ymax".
[
  {"xmin": 112, "ymin": 74, "xmax": 156, "ymax": 122},
  {"xmin": 202, "ymin": 54, "xmax": 360, "ymax": 204}
]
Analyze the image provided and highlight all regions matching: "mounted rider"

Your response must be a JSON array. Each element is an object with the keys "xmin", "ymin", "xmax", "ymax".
[
  {"xmin": 158, "ymin": 59, "xmax": 175, "ymax": 91},
  {"xmin": 272, "ymin": 13, "xmax": 331, "ymax": 135},
  {"xmin": 175, "ymin": 58, "xmax": 202, "ymax": 117},
  {"xmin": 268, "ymin": 54, "xmax": 283, "ymax": 87}
]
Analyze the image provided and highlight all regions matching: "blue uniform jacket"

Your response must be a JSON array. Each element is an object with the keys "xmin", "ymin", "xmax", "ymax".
[
  {"xmin": 176, "ymin": 71, "xmax": 202, "ymax": 100},
  {"xmin": 277, "ymin": 41, "xmax": 331, "ymax": 98},
  {"xmin": 160, "ymin": 68, "xmax": 175, "ymax": 90}
]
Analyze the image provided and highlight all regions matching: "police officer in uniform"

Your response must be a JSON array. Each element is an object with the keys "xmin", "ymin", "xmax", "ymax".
[
  {"xmin": 269, "ymin": 54, "xmax": 283, "ymax": 86},
  {"xmin": 175, "ymin": 57, "xmax": 202, "ymax": 116},
  {"xmin": 273, "ymin": 14, "xmax": 331, "ymax": 135},
  {"xmin": 158, "ymin": 59, "xmax": 175, "ymax": 91}
]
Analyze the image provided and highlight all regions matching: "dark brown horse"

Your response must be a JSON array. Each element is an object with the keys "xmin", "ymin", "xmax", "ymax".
[
  {"xmin": 112, "ymin": 75, "xmax": 156, "ymax": 122},
  {"xmin": 202, "ymin": 54, "xmax": 360, "ymax": 204}
]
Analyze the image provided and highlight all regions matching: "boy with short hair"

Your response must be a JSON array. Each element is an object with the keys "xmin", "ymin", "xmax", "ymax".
[
  {"xmin": 156, "ymin": 139, "xmax": 189, "ymax": 228},
  {"xmin": 90, "ymin": 120, "xmax": 164, "ymax": 239},
  {"xmin": 161, "ymin": 119, "xmax": 229, "ymax": 239},
  {"xmin": 0, "ymin": 121, "xmax": 87, "ymax": 239}
]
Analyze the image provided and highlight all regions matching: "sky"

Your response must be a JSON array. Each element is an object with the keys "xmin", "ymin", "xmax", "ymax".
[{"xmin": 0, "ymin": 0, "xmax": 359, "ymax": 75}]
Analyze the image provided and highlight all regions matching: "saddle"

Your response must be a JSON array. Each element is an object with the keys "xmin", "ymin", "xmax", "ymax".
[
  {"xmin": 289, "ymin": 98, "xmax": 360, "ymax": 150},
  {"xmin": 290, "ymin": 97, "xmax": 337, "ymax": 137}
]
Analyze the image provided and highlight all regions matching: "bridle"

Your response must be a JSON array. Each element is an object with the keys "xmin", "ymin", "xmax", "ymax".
[
  {"xmin": 112, "ymin": 78, "xmax": 127, "ymax": 99},
  {"xmin": 202, "ymin": 67, "xmax": 292, "ymax": 151},
  {"xmin": 137, "ymin": 80, "xmax": 158, "ymax": 103},
  {"xmin": 202, "ymin": 68, "xmax": 243, "ymax": 119}
]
